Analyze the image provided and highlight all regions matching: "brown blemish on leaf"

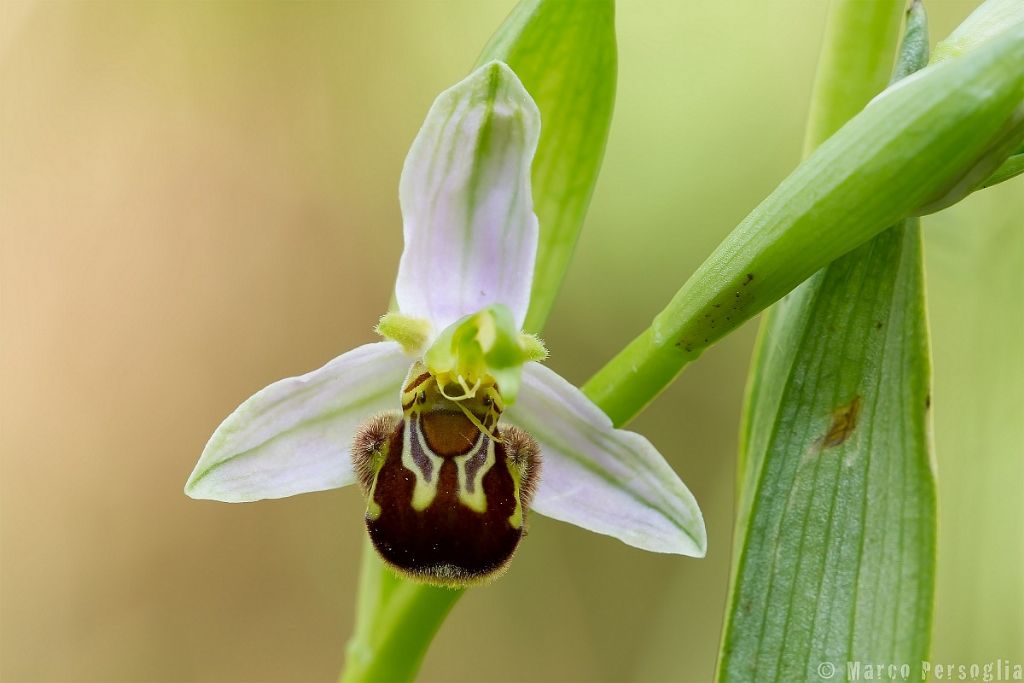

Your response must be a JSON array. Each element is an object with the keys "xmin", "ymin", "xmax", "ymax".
[
  {"xmin": 821, "ymin": 396, "xmax": 861, "ymax": 448},
  {"xmin": 925, "ymin": 394, "xmax": 931, "ymax": 409}
]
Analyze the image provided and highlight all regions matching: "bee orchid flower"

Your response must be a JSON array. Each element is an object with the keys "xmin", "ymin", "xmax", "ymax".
[{"xmin": 185, "ymin": 61, "xmax": 706, "ymax": 586}]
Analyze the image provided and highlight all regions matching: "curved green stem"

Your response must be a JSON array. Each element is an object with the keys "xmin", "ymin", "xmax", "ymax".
[{"xmin": 340, "ymin": 542, "xmax": 463, "ymax": 683}]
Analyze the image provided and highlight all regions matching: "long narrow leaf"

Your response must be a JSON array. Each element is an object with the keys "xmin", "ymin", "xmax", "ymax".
[{"xmin": 719, "ymin": 221, "xmax": 936, "ymax": 682}]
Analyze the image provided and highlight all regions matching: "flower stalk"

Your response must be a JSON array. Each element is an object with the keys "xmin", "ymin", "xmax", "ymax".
[
  {"xmin": 584, "ymin": 22, "xmax": 1024, "ymax": 426},
  {"xmin": 340, "ymin": 543, "xmax": 461, "ymax": 683}
]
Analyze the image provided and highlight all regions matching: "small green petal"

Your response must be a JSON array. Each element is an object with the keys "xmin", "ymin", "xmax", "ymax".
[
  {"xmin": 518, "ymin": 333, "xmax": 548, "ymax": 362},
  {"xmin": 376, "ymin": 312, "xmax": 432, "ymax": 355}
]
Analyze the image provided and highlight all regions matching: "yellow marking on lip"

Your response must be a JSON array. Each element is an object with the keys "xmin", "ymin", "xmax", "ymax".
[
  {"xmin": 363, "ymin": 437, "xmax": 390, "ymax": 522},
  {"xmin": 365, "ymin": 459, "xmax": 384, "ymax": 521},
  {"xmin": 402, "ymin": 417, "xmax": 443, "ymax": 512},
  {"xmin": 507, "ymin": 459, "xmax": 524, "ymax": 530},
  {"xmin": 454, "ymin": 439, "xmax": 495, "ymax": 513}
]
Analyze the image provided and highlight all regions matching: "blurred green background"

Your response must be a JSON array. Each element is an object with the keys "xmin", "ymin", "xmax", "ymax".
[{"xmin": 1, "ymin": 1, "xmax": 1020, "ymax": 681}]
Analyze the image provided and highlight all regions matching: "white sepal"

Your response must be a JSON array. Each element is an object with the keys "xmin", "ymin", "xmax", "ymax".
[
  {"xmin": 186, "ymin": 342, "xmax": 409, "ymax": 502},
  {"xmin": 506, "ymin": 362, "xmax": 707, "ymax": 557}
]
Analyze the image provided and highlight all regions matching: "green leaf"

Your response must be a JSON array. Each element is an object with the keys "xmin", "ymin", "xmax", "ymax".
[
  {"xmin": 584, "ymin": 19, "xmax": 1024, "ymax": 427},
  {"xmin": 980, "ymin": 148, "xmax": 1024, "ymax": 189},
  {"xmin": 932, "ymin": 0, "xmax": 1024, "ymax": 63},
  {"xmin": 801, "ymin": 0, "xmax": 904, "ymax": 153},
  {"xmin": 720, "ymin": 222, "xmax": 936, "ymax": 683},
  {"xmin": 926, "ymin": 0, "xmax": 1024, "ymax": 202},
  {"xmin": 718, "ymin": 4, "xmax": 935, "ymax": 681},
  {"xmin": 477, "ymin": 0, "xmax": 617, "ymax": 334}
]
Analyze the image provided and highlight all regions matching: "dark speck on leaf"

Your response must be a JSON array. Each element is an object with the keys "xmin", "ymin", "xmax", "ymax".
[
  {"xmin": 874, "ymin": 321, "xmax": 883, "ymax": 330},
  {"xmin": 821, "ymin": 396, "xmax": 862, "ymax": 448},
  {"xmin": 743, "ymin": 273, "xmax": 754, "ymax": 286}
]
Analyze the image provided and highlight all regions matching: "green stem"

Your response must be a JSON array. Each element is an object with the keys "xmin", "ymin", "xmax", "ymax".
[{"xmin": 340, "ymin": 541, "xmax": 463, "ymax": 683}]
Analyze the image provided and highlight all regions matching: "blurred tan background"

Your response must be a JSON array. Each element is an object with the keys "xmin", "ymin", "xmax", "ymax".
[{"xmin": 2, "ymin": 1, "xmax": 1020, "ymax": 682}]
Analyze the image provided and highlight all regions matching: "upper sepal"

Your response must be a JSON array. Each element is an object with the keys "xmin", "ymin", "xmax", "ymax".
[{"xmin": 395, "ymin": 61, "xmax": 541, "ymax": 333}]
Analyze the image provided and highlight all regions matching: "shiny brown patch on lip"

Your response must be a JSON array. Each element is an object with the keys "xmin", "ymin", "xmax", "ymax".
[
  {"xmin": 420, "ymin": 411, "xmax": 480, "ymax": 457},
  {"xmin": 821, "ymin": 395, "xmax": 862, "ymax": 448}
]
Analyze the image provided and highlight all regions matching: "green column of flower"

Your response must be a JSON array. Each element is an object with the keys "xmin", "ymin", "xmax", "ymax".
[{"xmin": 717, "ymin": 3, "xmax": 935, "ymax": 681}]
